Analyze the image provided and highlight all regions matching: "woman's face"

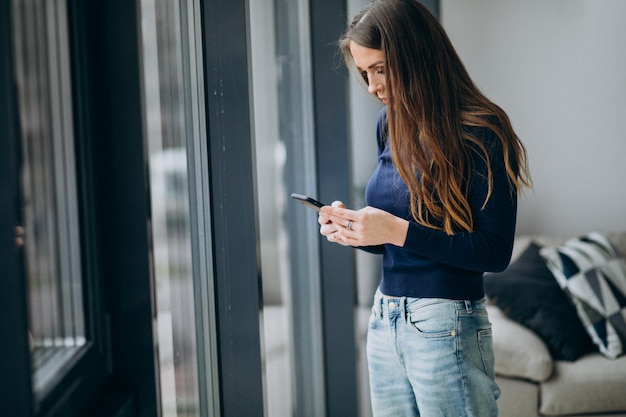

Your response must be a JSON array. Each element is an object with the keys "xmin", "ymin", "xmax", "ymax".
[{"xmin": 349, "ymin": 41, "xmax": 388, "ymax": 104}]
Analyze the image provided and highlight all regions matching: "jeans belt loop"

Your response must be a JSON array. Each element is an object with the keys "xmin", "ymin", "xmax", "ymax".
[{"xmin": 464, "ymin": 300, "xmax": 473, "ymax": 315}]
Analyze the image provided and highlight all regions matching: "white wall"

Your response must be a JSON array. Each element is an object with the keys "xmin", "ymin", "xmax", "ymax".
[{"xmin": 442, "ymin": 0, "xmax": 626, "ymax": 235}]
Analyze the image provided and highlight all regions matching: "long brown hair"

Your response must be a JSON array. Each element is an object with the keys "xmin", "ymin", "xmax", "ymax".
[{"xmin": 340, "ymin": 0, "xmax": 531, "ymax": 235}]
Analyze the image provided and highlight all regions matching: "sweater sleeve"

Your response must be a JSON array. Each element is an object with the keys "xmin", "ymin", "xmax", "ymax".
[{"xmin": 402, "ymin": 130, "xmax": 518, "ymax": 273}]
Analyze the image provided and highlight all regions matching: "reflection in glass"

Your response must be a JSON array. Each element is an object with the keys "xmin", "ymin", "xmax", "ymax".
[
  {"xmin": 140, "ymin": 0, "xmax": 218, "ymax": 415},
  {"xmin": 11, "ymin": 0, "xmax": 86, "ymax": 403}
]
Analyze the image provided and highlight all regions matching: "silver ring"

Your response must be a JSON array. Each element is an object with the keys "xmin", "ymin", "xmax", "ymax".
[{"xmin": 346, "ymin": 220, "xmax": 353, "ymax": 230}]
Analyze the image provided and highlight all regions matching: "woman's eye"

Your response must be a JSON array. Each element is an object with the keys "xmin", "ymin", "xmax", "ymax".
[{"xmin": 360, "ymin": 71, "xmax": 369, "ymax": 84}]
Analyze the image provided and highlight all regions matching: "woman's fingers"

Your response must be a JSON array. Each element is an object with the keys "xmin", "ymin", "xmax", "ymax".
[{"xmin": 318, "ymin": 202, "xmax": 363, "ymax": 246}]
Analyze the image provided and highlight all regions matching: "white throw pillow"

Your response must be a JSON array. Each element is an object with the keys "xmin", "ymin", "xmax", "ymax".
[{"xmin": 540, "ymin": 232, "xmax": 626, "ymax": 359}]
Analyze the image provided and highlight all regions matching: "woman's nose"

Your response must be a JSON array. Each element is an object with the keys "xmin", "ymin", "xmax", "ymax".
[{"xmin": 368, "ymin": 81, "xmax": 379, "ymax": 95}]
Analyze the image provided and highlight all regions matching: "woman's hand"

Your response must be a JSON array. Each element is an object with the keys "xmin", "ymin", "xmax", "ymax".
[
  {"xmin": 318, "ymin": 201, "xmax": 347, "ymax": 245},
  {"xmin": 318, "ymin": 201, "xmax": 409, "ymax": 247}
]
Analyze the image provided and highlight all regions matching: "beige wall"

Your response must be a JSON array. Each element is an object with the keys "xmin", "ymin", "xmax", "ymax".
[{"xmin": 441, "ymin": 0, "xmax": 626, "ymax": 235}]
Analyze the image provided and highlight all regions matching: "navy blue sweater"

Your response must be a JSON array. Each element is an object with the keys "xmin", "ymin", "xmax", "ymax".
[{"xmin": 363, "ymin": 107, "xmax": 517, "ymax": 300}]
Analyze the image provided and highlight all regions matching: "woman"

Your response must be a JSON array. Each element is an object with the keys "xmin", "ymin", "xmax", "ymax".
[{"xmin": 318, "ymin": 0, "xmax": 531, "ymax": 415}]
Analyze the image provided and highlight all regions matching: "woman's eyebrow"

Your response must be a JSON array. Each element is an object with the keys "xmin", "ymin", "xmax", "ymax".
[{"xmin": 356, "ymin": 61, "xmax": 384, "ymax": 72}]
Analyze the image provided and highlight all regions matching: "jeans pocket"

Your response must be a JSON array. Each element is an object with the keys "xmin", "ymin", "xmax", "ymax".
[{"xmin": 407, "ymin": 299, "xmax": 457, "ymax": 338}]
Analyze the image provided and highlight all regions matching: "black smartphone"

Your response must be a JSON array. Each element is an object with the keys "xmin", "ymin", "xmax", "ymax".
[{"xmin": 291, "ymin": 193, "xmax": 325, "ymax": 212}]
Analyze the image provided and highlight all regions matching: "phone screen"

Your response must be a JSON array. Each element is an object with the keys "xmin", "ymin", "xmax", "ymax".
[{"xmin": 291, "ymin": 193, "xmax": 325, "ymax": 212}]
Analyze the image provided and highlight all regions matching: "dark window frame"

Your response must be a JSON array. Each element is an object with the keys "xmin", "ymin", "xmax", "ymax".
[
  {"xmin": 309, "ymin": 0, "xmax": 359, "ymax": 414},
  {"xmin": 200, "ymin": 0, "xmax": 265, "ymax": 414},
  {"xmin": 0, "ymin": 1, "xmax": 33, "ymax": 414},
  {"xmin": 0, "ymin": 0, "xmax": 111, "ymax": 415}
]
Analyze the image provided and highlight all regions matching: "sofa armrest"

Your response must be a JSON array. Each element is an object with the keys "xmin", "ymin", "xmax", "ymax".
[{"xmin": 488, "ymin": 305, "xmax": 554, "ymax": 382}]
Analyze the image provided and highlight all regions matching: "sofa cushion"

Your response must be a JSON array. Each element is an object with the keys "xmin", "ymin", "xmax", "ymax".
[
  {"xmin": 488, "ymin": 305, "xmax": 553, "ymax": 382},
  {"xmin": 485, "ymin": 242, "xmax": 595, "ymax": 361},
  {"xmin": 540, "ymin": 232, "xmax": 626, "ymax": 359},
  {"xmin": 540, "ymin": 353, "xmax": 626, "ymax": 415}
]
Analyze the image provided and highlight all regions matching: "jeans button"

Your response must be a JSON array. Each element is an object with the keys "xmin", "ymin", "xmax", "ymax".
[{"xmin": 389, "ymin": 301, "xmax": 397, "ymax": 309}]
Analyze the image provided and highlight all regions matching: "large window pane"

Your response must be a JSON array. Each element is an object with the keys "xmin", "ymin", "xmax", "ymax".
[
  {"xmin": 249, "ymin": 1, "xmax": 294, "ymax": 414},
  {"xmin": 250, "ymin": 0, "xmax": 325, "ymax": 415},
  {"xmin": 139, "ymin": 0, "xmax": 219, "ymax": 416},
  {"xmin": 11, "ymin": 0, "xmax": 86, "ymax": 403}
]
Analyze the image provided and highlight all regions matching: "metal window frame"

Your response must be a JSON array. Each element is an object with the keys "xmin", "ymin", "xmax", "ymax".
[
  {"xmin": 308, "ymin": 0, "xmax": 361, "ymax": 414},
  {"xmin": 0, "ymin": 1, "xmax": 33, "ymax": 414},
  {"xmin": 200, "ymin": 0, "xmax": 265, "ymax": 415}
]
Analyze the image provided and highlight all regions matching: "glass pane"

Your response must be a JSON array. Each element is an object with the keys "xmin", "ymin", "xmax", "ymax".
[
  {"xmin": 139, "ymin": 0, "xmax": 218, "ymax": 416},
  {"xmin": 11, "ymin": 0, "xmax": 86, "ymax": 402},
  {"xmin": 250, "ymin": 0, "xmax": 325, "ymax": 415},
  {"xmin": 249, "ymin": 3, "xmax": 293, "ymax": 414}
]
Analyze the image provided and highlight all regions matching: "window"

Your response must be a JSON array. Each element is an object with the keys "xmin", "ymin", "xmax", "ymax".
[
  {"xmin": 139, "ymin": 0, "xmax": 219, "ymax": 415},
  {"xmin": 11, "ymin": 0, "xmax": 86, "ymax": 404},
  {"xmin": 249, "ymin": 0, "xmax": 325, "ymax": 415}
]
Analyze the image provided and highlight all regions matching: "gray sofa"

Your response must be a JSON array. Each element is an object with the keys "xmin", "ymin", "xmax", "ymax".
[{"xmin": 489, "ymin": 233, "xmax": 626, "ymax": 417}]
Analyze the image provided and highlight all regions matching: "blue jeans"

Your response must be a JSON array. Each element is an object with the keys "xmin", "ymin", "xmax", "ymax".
[{"xmin": 367, "ymin": 288, "xmax": 500, "ymax": 417}]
